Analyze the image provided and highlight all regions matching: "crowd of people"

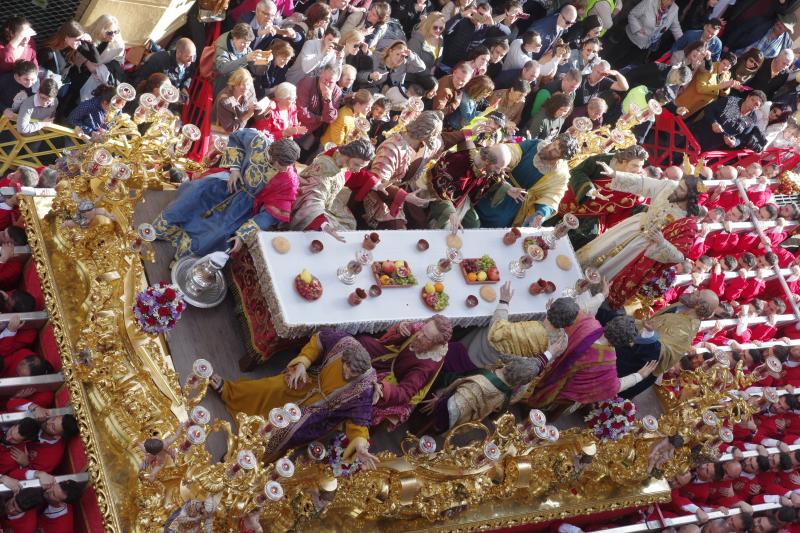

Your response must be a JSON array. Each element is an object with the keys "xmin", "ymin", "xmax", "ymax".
[{"xmin": 4, "ymin": 0, "xmax": 800, "ymax": 530}]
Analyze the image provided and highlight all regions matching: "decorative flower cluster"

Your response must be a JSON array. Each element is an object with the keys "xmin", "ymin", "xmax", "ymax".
[
  {"xmin": 328, "ymin": 433, "xmax": 366, "ymax": 478},
  {"xmin": 585, "ymin": 397, "xmax": 636, "ymax": 441},
  {"xmin": 777, "ymin": 170, "xmax": 800, "ymax": 195},
  {"xmin": 639, "ymin": 266, "xmax": 677, "ymax": 300},
  {"xmin": 133, "ymin": 282, "xmax": 185, "ymax": 334}
]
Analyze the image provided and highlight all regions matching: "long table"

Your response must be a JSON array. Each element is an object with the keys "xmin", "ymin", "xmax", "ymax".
[{"xmin": 247, "ymin": 228, "xmax": 585, "ymax": 339}]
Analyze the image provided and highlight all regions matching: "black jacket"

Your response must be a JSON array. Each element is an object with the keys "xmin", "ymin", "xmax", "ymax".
[{"xmin": 134, "ymin": 50, "xmax": 195, "ymax": 90}]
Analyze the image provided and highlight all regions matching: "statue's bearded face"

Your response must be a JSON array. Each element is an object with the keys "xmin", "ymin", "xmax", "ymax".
[{"xmin": 410, "ymin": 320, "xmax": 443, "ymax": 353}]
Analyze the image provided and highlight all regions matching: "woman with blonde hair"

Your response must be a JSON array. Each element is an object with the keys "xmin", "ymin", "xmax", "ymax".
[
  {"xmin": 321, "ymin": 89, "xmax": 372, "ymax": 146},
  {"xmin": 356, "ymin": 40, "xmax": 425, "ymax": 93},
  {"xmin": 212, "ymin": 68, "xmax": 260, "ymax": 135},
  {"xmin": 76, "ymin": 15, "xmax": 125, "ymax": 101},
  {"xmin": 445, "ymin": 75, "xmax": 494, "ymax": 130},
  {"xmin": 408, "ymin": 12, "xmax": 445, "ymax": 76},
  {"xmin": 253, "ymin": 81, "xmax": 307, "ymax": 140}
]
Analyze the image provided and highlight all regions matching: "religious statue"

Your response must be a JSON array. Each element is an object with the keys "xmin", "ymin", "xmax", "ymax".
[
  {"xmin": 575, "ymin": 163, "xmax": 703, "ymax": 307},
  {"xmin": 152, "ymin": 129, "xmax": 302, "ymax": 259},
  {"xmin": 289, "ymin": 139, "xmax": 377, "ymax": 240},
  {"xmin": 358, "ymin": 314, "xmax": 454, "ymax": 428},
  {"xmin": 61, "ymin": 198, "xmax": 116, "ymax": 229},
  {"xmin": 420, "ymin": 356, "xmax": 538, "ymax": 433},
  {"xmin": 526, "ymin": 316, "xmax": 658, "ymax": 414},
  {"xmin": 209, "ymin": 329, "xmax": 379, "ymax": 467},
  {"xmin": 359, "ymin": 111, "xmax": 444, "ymax": 230},
  {"xmin": 456, "ymin": 282, "xmax": 577, "ymax": 370},
  {"xmin": 163, "ymin": 497, "xmax": 218, "ymax": 533},
  {"xmin": 558, "ymin": 145, "xmax": 651, "ymax": 249},
  {"xmin": 138, "ymin": 431, "xmax": 180, "ymax": 481},
  {"xmin": 415, "ymin": 142, "xmax": 520, "ymax": 229},
  {"xmin": 474, "ymin": 133, "xmax": 579, "ymax": 228}
]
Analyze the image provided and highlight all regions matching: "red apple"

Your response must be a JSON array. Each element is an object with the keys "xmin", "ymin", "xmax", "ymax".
[
  {"xmin": 381, "ymin": 260, "xmax": 396, "ymax": 274},
  {"xmin": 487, "ymin": 267, "xmax": 500, "ymax": 281}
]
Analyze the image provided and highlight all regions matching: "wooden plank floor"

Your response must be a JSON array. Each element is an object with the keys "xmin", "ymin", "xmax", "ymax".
[{"xmin": 133, "ymin": 190, "xmax": 661, "ymax": 458}]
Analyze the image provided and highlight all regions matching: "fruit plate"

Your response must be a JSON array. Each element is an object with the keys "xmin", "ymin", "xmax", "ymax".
[
  {"xmin": 421, "ymin": 285, "xmax": 449, "ymax": 311},
  {"xmin": 294, "ymin": 273, "xmax": 323, "ymax": 301},
  {"xmin": 372, "ymin": 260, "xmax": 417, "ymax": 288},
  {"xmin": 522, "ymin": 236, "xmax": 549, "ymax": 258},
  {"xmin": 460, "ymin": 255, "xmax": 500, "ymax": 284}
]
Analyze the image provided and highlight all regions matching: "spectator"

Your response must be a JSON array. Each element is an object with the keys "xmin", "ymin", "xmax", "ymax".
[
  {"xmin": 0, "ymin": 60, "xmax": 36, "ymax": 119},
  {"xmin": 241, "ymin": 0, "xmax": 299, "ymax": 50},
  {"xmin": 575, "ymin": 60, "xmax": 628, "ymax": 107},
  {"xmin": 432, "ymin": 62, "xmax": 474, "ymax": 118},
  {"xmin": 525, "ymin": 91, "xmax": 572, "ymax": 140},
  {"xmin": 295, "ymin": 63, "xmax": 343, "ymax": 154},
  {"xmin": 77, "ymin": 15, "xmax": 126, "ymax": 101},
  {"xmin": 286, "ymin": 26, "xmax": 341, "ymax": 85},
  {"xmin": 134, "ymin": 38, "xmax": 197, "ymax": 101},
  {"xmin": 341, "ymin": 1, "xmax": 391, "ymax": 49},
  {"xmin": 733, "ymin": 48, "xmax": 765, "ymax": 84},
  {"xmin": 37, "ymin": 21, "xmax": 95, "ymax": 102},
  {"xmin": 484, "ymin": 39, "xmax": 509, "ymax": 80},
  {"xmin": 16, "ymin": 78, "xmax": 58, "ymax": 136},
  {"xmin": 67, "ymin": 84, "xmax": 116, "ymax": 135},
  {"xmin": 563, "ymin": 14, "xmax": 604, "ymax": 49},
  {"xmin": 321, "ymin": 88, "xmax": 372, "ymax": 146},
  {"xmin": 673, "ymin": 41, "xmax": 714, "ymax": 74},
  {"xmin": 408, "ymin": 12, "xmax": 446, "ymax": 77},
  {"xmin": 493, "ymin": 58, "xmax": 539, "ymax": 90},
  {"xmin": 503, "ymin": 31, "xmax": 543, "ymax": 72},
  {"xmin": 562, "ymin": 37, "xmax": 601, "ymax": 76},
  {"xmin": 385, "ymin": 73, "xmax": 438, "ymax": 108},
  {"xmin": 438, "ymin": 2, "xmax": 495, "ymax": 74},
  {"xmin": 464, "ymin": 45, "xmax": 491, "ymax": 77},
  {"xmin": 254, "ymin": 39, "xmax": 295, "ymax": 98},
  {"xmin": 750, "ymin": 48, "xmax": 795, "ymax": 100},
  {"xmin": 565, "ymin": 94, "xmax": 608, "ymax": 129},
  {"xmin": 253, "ymin": 81, "xmax": 307, "ymax": 140},
  {"xmin": 671, "ymin": 18, "xmax": 723, "ymax": 62},
  {"xmin": 286, "ymin": 2, "xmax": 333, "ymax": 54},
  {"xmin": 608, "ymin": 0, "xmax": 682, "ymax": 67},
  {"xmin": 537, "ymin": 39, "xmax": 571, "ymax": 80},
  {"xmin": 356, "ymin": 40, "xmax": 425, "ymax": 94},
  {"xmin": 531, "ymin": 68, "xmax": 582, "ymax": 117},
  {"xmin": 445, "ymin": 74, "xmax": 494, "ymax": 130},
  {"xmin": 338, "ymin": 63, "xmax": 357, "ymax": 97},
  {"xmin": 230, "ymin": 0, "xmax": 294, "ymax": 21},
  {"xmin": 675, "ymin": 52, "xmax": 739, "ymax": 118},
  {"xmin": 367, "ymin": 95, "xmax": 395, "ymax": 145},
  {"xmin": 583, "ymin": 0, "xmax": 620, "ymax": 36},
  {"xmin": 440, "ymin": 0, "xmax": 473, "ymax": 24},
  {"xmin": 525, "ymin": 4, "xmax": 578, "ymax": 60},
  {"xmin": 0, "ymin": 167, "xmax": 37, "ymax": 189},
  {"xmin": 0, "ymin": 16, "xmax": 37, "ymax": 74},
  {"xmin": 213, "ymin": 22, "xmax": 259, "ymax": 96},
  {"xmin": 689, "ymin": 90, "xmax": 766, "ymax": 151},
  {"xmin": 491, "ymin": 0, "xmax": 526, "ymax": 41},
  {"xmin": 727, "ymin": 14, "xmax": 795, "ymax": 59},
  {"xmin": 490, "ymin": 78, "xmax": 531, "ymax": 131},
  {"xmin": 212, "ymin": 68, "xmax": 261, "ymax": 135},
  {"xmin": 758, "ymin": 102, "xmax": 793, "ymax": 147},
  {"xmin": 682, "ymin": 0, "xmax": 719, "ymax": 30},
  {"xmin": 124, "ymin": 72, "xmax": 169, "ymax": 116},
  {"xmin": 392, "ymin": 0, "xmax": 430, "ymax": 37}
]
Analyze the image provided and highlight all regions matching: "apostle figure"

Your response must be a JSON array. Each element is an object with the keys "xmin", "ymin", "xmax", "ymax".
[
  {"xmin": 210, "ymin": 329, "xmax": 378, "ymax": 466},
  {"xmin": 420, "ymin": 356, "xmax": 539, "ymax": 433},
  {"xmin": 358, "ymin": 314, "xmax": 454, "ymax": 428},
  {"xmin": 153, "ymin": 129, "xmax": 301, "ymax": 259},
  {"xmin": 456, "ymin": 282, "xmax": 580, "ymax": 371},
  {"xmin": 415, "ymin": 142, "xmax": 520, "ymax": 229},
  {"xmin": 474, "ymin": 133, "xmax": 579, "ymax": 228},
  {"xmin": 526, "ymin": 316, "xmax": 657, "ymax": 413},
  {"xmin": 358, "ymin": 111, "xmax": 444, "ymax": 230},
  {"xmin": 289, "ymin": 139, "xmax": 378, "ymax": 240},
  {"xmin": 559, "ymin": 145, "xmax": 650, "ymax": 250},
  {"xmin": 576, "ymin": 163, "xmax": 703, "ymax": 307}
]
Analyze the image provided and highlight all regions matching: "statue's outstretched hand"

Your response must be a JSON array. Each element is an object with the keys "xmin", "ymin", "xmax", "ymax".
[
  {"xmin": 354, "ymin": 440, "xmax": 379, "ymax": 470},
  {"xmin": 596, "ymin": 161, "xmax": 616, "ymax": 179}
]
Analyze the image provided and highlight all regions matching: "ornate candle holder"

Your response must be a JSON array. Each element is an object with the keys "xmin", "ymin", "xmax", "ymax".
[
  {"xmin": 283, "ymin": 403, "xmax": 301, "ymax": 423},
  {"xmin": 228, "ymin": 450, "xmax": 257, "ymax": 477},
  {"xmin": 260, "ymin": 407, "xmax": 291, "ymax": 438},
  {"xmin": 418, "ymin": 435, "xmax": 437, "ymax": 455},
  {"xmin": 179, "ymin": 425, "xmax": 207, "ymax": 452},
  {"xmin": 474, "ymin": 442, "xmax": 501, "ymax": 466},
  {"xmin": 190, "ymin": 406, "xmax": 211, "ymax": 426},
  {"xmin": 307, "ymin": 441, "xmax": 327, "ymax": 462},
  {"xmin": 186, "ymin": 359, "xmax": 213, "ymax": 388},
  {"xmin": 553, "ymin": 214, "xmax": 579, "ymax": 239}
]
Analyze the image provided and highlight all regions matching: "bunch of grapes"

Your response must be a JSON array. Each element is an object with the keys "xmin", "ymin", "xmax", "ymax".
[{"xmin": 477, "ymin": 255, "xmax": 495, "ymax": 271}]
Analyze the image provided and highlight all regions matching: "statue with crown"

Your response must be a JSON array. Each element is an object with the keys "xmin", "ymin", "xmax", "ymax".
[{"xmin": 575, "ymin": 159, "xmax": 706, "ymax": 309}]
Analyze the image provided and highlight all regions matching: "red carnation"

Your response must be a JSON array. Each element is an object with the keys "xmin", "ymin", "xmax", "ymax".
[
  {"xmin": 623, "ymin": 401, "xmax": 633, "ymax": 411},
  {"xmin": 159, "ymin": 281, "xmax": 167, "ymax": 287},
  {"xmin": 611, "ymin": 421, "xmax": 622, "ymax": 429},
  {"xmin": 599, "ymin": 413, "xmax": 609, "ymax": 421},
  {"xmin": 164, "ymin": 288, "xmax": 177, "ymax": 300},
  {"xmin": 176, "ymin": 304, "xmax": 184, "ymax": 312},
  {"xmin": 158, "ymin": 307, "xmax": 170, "ymax": 317},
  {"xmin": 167, "ymin": 320, "xmax": 175, "ymax": 327},
  {"xmin": 146, "ymin": 317, "xmax": 157, "ymax": 325},
  {"xmin": 612, "ymin": 406, "xmax": 622, "ymax": 415},
  {"xmin": 156, "ymin": 296, "xmax": 168, "ymax": 305}
]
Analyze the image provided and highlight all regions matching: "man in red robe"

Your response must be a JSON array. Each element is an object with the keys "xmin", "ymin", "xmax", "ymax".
[
  {"xmin": 8, "ymin": 414, "xmax": 78, "ymax": 480},
  {"xmin": 36, "ymin": 471, "xmax": 82, "ymax": 533},
  {"xmin": 0, "ymin": 488, "xmax": 43, "ymax": 533},
  {"xmin": 1, "ymin": 349, "xmax": 54, "ymax": 412}
]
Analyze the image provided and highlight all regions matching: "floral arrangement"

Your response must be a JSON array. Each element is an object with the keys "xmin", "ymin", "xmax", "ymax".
[
  {"xmin": 585, "ymin": 397, "xmax": 637, "ymax": 441},
  {"xmin": 777, "ymin": 170, "xmax": 800, "ymax": 195},
  {"xmin": 133, "ymin": 282, "xmax": 185, "ymax": 334},
  {"xmin": 639, "ymin": 266, "xmax": 677, "ymax": 300},
  {"xmin": 328, "ymin": 433, "xmax": 366, "ymax": 477}
]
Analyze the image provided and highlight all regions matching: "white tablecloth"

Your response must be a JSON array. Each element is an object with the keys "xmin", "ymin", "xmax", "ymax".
[{"xmin": 250, "ymin": 228, "xmax": 584, "ymax": 338}]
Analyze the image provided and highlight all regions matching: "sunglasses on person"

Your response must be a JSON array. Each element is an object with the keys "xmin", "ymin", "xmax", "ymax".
[
  {"xmin": 560, "ymin": 14, "xmax": 576, "ymax": 25},
  {"xmin": 432, "ymin": 25, "xmax": 444, "ymax": 31},
  {"xmin": 105, "ymin": 29, "xmax": 120, "ymax": 36}
]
